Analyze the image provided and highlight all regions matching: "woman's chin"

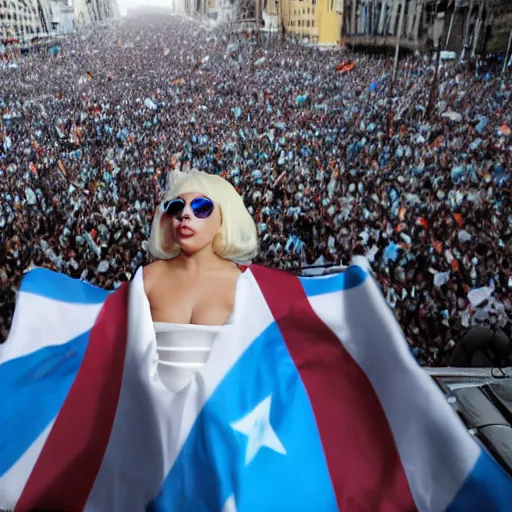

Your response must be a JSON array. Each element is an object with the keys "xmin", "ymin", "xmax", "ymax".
[{"xmin": 178, "ymin": 241, "xmax": 204, "ymax": 256}]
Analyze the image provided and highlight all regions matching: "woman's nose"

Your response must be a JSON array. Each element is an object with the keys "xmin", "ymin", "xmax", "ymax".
[{"xmin": 179, "ymin": 207, "xmax": 192, "ymax": 220}]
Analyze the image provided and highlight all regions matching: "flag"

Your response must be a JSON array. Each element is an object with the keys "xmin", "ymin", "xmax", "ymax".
[
  {"xmin": 336, "ymin": 61, "xmax": 355, "ymax": 73},
  {"xmin": 1, "ymin": 262, "xmax": 512, "ymax": 511},
  {"xmin": 29, "ymin": 161, "xmax": 38, "ymax": 177},
  {"xmin": 48, "ymin": 45, "xmax": 61, "ymax": 57}
]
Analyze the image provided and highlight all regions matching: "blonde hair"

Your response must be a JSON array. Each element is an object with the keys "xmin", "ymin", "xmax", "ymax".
[{"xmin": 149, "ymin": 169, "xmax": 259, "ymax": 263}]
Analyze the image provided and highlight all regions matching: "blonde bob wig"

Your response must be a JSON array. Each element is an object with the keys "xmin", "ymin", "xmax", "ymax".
[{"xmin": 149, "ymin": 169, "xmax": 259, "ymax": 263}]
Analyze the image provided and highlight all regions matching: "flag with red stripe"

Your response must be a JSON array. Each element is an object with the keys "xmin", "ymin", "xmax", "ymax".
[{"xmin": 1, "ymin": 262, "xmax": 511, "ymax": 511}]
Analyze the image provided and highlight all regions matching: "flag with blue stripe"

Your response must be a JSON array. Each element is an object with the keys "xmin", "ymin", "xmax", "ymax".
[{"xmin": 0, "ymin": 262, "xmax": 511, "ymax": 511}]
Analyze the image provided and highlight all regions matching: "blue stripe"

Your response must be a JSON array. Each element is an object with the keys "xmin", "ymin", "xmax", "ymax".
[
  {"xmin": 147, "ymin": 321, "xmax": 338, "ymax": 512},
  {"xmin": 0, "ymin": 331, "xmax": 91, "ymax": 477},
  {"xmin": 299, "ymin": 264, "xmax": 368, "ymax": 297},
  {"xmin": 20, "ymin": 268, "xmax": 110, "ymax": 304},
  {"xmin": 447, "ymin": 449, "xmax": 512, "ymax": 511}
]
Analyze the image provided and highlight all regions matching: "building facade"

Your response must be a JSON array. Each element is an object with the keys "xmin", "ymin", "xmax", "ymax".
[
  {"xmin": 73, "ymin": 0, "xmax": 116, "ymax": 27},
  {"xmin": 316, "ymin": 0, "xmax": 343, "ymax": 44},
  {"xmin": 50, "ymin": 0, "xmax": 75, "ymax": 33},
  {"xmin": 0, "ymin": 0, "xmax": 51, "ymax": 40},
  {"xmin": 206, "ymin": 0, "xmax": 236, "ymax": 24},
  {"xmin": 262, "ymin": 0, "xmax": 278, "ymax": 31},
  {"xmin": 342, "ymin": 0, "xmax": 505, "ymax": 56},
  {"xmin": 270, "ymin": 0, "xmax": 343, "ymax": 44},
  {"xmin": 342, "ymin": 0, "xmax": 433, "ymax": 51},
  {"xmin": 1, "ymin": 0, "xmax": 116, "ymax": 41},
  {"xmin": 485, "ymin": 0, "xmax": 512, "ymax": 53}
]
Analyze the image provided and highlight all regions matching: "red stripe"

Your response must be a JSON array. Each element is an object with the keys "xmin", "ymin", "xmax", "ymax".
[
  {"xmin": 17, "ymin": 284, "xmax": 129, "ymax": 511},
  {"xmin": 250, "ymin": 265, "xmax": 416, "ymax": 512}
]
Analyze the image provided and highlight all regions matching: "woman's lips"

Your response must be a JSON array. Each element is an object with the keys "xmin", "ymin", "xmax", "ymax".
[{"xmin": 177, "ymin": 226, "xmax": 195, "ymax": 238}]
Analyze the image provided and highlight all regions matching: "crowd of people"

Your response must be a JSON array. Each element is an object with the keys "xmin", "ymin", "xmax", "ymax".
[{"xmin": 1, "ymin": 13, "xmax": 511, "ymax": 366}]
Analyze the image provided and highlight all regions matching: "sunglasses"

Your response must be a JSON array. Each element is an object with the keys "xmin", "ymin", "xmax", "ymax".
[{"xmin": 163, "ymin": 196, "xmax": 214, "ymax": 219}]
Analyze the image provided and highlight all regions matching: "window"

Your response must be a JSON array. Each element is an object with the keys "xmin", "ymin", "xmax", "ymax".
[{"xmin": 306, "ymin": 20, "xmax": 310, "ymax": 27}]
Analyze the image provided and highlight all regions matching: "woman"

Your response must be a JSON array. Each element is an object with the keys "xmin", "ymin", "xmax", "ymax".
[
  {"xmin": 1, "ymin": 169, "xmax": 510, "ymax": 511},
  {"xmin": 143, "ymin": 169, "xmax": 258, "ymax": 392}
]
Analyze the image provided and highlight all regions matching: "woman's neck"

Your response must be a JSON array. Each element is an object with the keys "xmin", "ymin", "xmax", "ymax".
[{"xmin": 172, "ymin": 249, "xmax": 234, "ymax": 275}]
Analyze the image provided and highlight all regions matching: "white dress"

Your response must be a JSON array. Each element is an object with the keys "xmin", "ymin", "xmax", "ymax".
[
  {"xmin": 152, "ymin": 277, "xmax": 245, "ymax": 394},
  {"xmin": 154, "ymin": 322, "xmax": 224, "ymax": 393}
]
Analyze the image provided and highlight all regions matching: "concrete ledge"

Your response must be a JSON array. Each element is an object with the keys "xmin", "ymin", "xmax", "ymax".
[{"xmin": 342, "ymin": 35, "xmax": 427, "ymax": 52}]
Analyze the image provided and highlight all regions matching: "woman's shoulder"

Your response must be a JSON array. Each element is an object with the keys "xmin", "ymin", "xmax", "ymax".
[
  {"xmin": 143, "ymin": 259, "xmax": 168, "ymax": 275},
  {"xmin": 143, "ymin": 260, "xmax": 171, "ymax": 296}
]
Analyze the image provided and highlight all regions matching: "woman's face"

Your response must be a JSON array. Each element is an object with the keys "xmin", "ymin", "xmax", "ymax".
[{"xmin": 168, "ymin": 192, "xmax": 222, "ymax": 256}]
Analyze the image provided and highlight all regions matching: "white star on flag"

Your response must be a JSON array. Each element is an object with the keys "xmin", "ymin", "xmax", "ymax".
[
  {"xmin": 230, "ymin": 394, "xmax": 286, "ymax": 466},
  {"xmin": 221, "ymin": 495, "xmax": 238, "ymax": 512}
]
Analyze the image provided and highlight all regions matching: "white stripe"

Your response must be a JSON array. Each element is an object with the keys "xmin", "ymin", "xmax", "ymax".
[
  {"xmin": 0, "ymin": 421, "xmax": 55, "ymax": 509},
  {"xmin": 85, "ymin": 267, "xmax": 274, "ymax": 510},
  {"xmin": 158, "ymin": 360, "xmax": 205, "ymax": 368},
  {"xmin": 0, "ymin": 291, "xmax": 103, "ymax": 363},
  {"xmin": 308, "ymin": 272, "xmax": 479, "ymax": 512},
  {"xmin": 154, "ymin": 322, "xmax": 222, "ymax": 333},
  {"xmin": 157, "ymin": 346, "xmax": 211, "ymax": 352}
]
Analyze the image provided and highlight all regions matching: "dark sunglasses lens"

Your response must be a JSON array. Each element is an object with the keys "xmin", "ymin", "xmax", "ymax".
[
  {"xmin": 191, "ymin": 197, "xmax": 214, "ymax": 219},
  {"xmin": 165, "ymin": 198, "xmax": 185, "ymax": 217}
]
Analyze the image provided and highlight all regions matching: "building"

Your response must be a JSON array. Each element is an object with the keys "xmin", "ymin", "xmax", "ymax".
[
  {"xmin": 73, "ymin": 0, "xmax": 117, "ymax": 27},
  {"xmin": 485, "ymin": 0, "xmax": 512, "ymax": 53},
  {"xmin": 1, "ymin": 0, "xmax": 116, "ymax": 42},
  {"xmin": 206, "ymin": 0, "xmax": 236, "ymax": 24},
  {"xmin": 0, "ymin": 0, "xmax": 52, "ymax": 40},
  {"xmin": 271, "ymin": 0, "xmax": 343, "ymax": 44},
  {"xmin": 342, "ymin": 0, "xmax": 509, "ymax": 56},
  {"xmin": 262, "ymin": 0, "xmax": 278, "ymax": 32},
  {"xmin": 50, "ymin": 0, "xmax": 75, "ymax": 33},
  {"xmin": 315, "ymin": 0, "xmax": 343, "ymax": 44},
  {"xmin": 0, "ymin": 0, "xmax": 79, "ymax": 41},
  {"xmin": 195, "ymin": 0, "xmax": 342, "ymax": 44}
]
